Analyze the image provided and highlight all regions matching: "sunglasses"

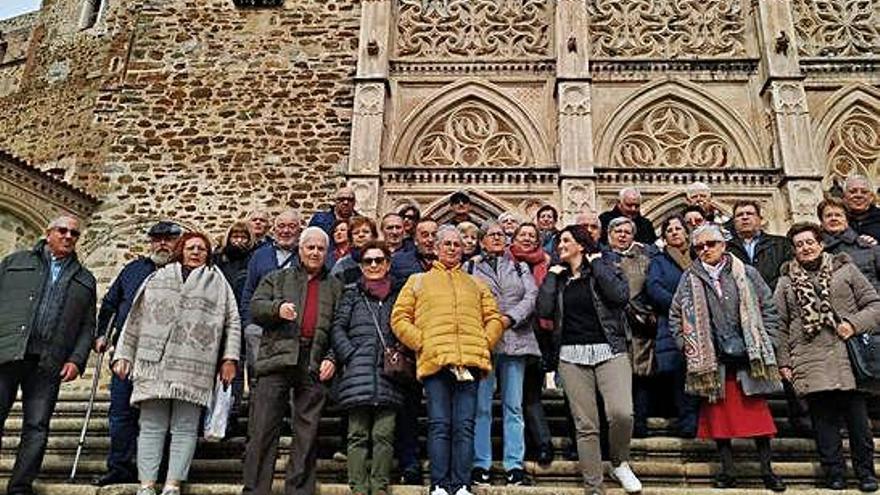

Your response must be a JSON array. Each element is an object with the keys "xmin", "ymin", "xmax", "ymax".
[
  {"xmin": 402, "ymin": 214, "xmax": 418, "ymax": 220},
  {"xmin": 337, "ymin": 197, "xmax": 356, "ymax": 203},
  {"xmin": 694, "ymin": 240, "xmax": 722, "ymax": 251},
  {"xmin": 54, "ymin": 227, "xmax": 81, "ymax": 238},
  {"xmin": 361, "ymin": 256, "xmax": 387, "ymax": 266}
]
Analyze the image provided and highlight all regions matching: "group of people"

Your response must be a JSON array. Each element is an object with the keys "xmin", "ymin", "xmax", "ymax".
[{"xmin": 3, "ymin": 176, "xmax": 880, "ymax": 495}]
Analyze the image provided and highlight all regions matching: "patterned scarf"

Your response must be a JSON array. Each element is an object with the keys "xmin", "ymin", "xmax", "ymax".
[
  {"xmin": 788, "ymin": 252, "xmax": 837, "ymax": 338},
  {"xmin": 680, "ymin": 254, "xmax": 778, "ymax": 402}
]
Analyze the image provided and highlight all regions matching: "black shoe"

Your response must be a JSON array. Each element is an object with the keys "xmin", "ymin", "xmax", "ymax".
[
  {"xmin": 506, "ymin": 468, "xmax": 528, "ymax": 486},
  {"xmin": 713, "ymin": 473, "xmax": 737, "ymax": 489},
  {"xmin": 401, "ymin": 467, "xmax": 421, "ymax": 485},
  {"xmin": 762, "ymin": 473, "xmax": 787, "ymax": 492},
  {"xmin": 860, "ymin": 476, "xmax": 879, "ymax": 492},
  {"xmin": 471, "ymin": 467, "xmax": 491, "ymax": 486},
  {"xmin": 537, "ymin": 445, "xmax": 554, "ymax": 467},
  {"xmin": 91, "ymin": 471, "xmax": 137, "ymax": 486},
  {"xmin": 563, "ymin": 444, "xmax": 579, "ymax": 461},
  {"xmin": 826, "ymin": 476, "xmax": 846, "ymax": 490}
]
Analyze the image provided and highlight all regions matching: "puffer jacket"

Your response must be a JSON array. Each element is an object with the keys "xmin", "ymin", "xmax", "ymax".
[
  {"xmin": 823, "ymin": 228, "xmax": 880, "ymax": 292},
  {"xmin": 645, "ymin": 249, "xmax": 688, "ymax": 373},
  {"xmin": 331, "ymin": 281, "xmax": 404, "ymax": 409},
  {"xmin": 775, "ymin": 253, "xmax": 880, "ymax": 397},
  {"xmin": 536, "ymin": 255, "xmax": 629, "ymax": 371},
  {"xmin": 465, "ymin": 253, "xmax": 540, "ymax": 357},
  {"xmin": 391, "ymin": 261, "xmax": 504, "ymax": 379}
]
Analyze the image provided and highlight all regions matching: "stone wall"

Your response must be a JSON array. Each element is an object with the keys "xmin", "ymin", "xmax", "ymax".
[{"xmin": 0, "ymin": 209, "xmax": 39, "ymax": 255}]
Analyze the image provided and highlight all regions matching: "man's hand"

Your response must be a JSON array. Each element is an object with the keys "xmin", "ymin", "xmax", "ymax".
[
  {"xmin": 279, "ymin": 302, "xmax": 298, "ymax": 321},
  {"xmin": 548, "ymin": 265, "xmax": 565, "ymax": 275},
  {"xmin": 93, "ymin": 336, "xmax": 108, "ymax": 353},
  {"xmin": 837, "ymin": 321, "xmax": 855, "ymax": 340},
  {"xmin": 318, "ymin": 359, "xmax": 335, "ymax": 382},
  {"xmin": 219, "ymin": 360, "xmax": 237, "ymax": 386},
  {"xmin": 60, "ymin": 362, "xmax": 80, "ymax": 382},
  {"xmin": 779, "ymin": 367, "xmax": 793, "ymax": 382},
  {"xmin": 113, "ymin": 359, "xmax": 132, "ymax": 380}
]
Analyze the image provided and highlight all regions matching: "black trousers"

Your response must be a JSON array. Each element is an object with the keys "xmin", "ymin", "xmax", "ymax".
[
  {"xmin": 522, "ymin": 359, "xmax": 552, "ymax": 451},
  {"xmin": 0, "ymin": 356, "xmax": 62, "ymax": 495},
  {"xmin": 806, "ymin": 390, "xmax": 875, "ymax": 480},
  {"xmin": 241, "ymin": 363, "xmax": 327, "ymax": 495}
]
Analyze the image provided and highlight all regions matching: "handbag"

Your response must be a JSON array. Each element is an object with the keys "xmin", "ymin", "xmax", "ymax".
[
  {"xmin": 846, "ymin": 332, "xmax": 880, "ymax": 382},
  {"xmin": 714, "ymin": 330, "xmax": 747, "ymax": 361},
  {"xmin": 362, "ymin": 295, "xmax": 417, "ymax": 386}
]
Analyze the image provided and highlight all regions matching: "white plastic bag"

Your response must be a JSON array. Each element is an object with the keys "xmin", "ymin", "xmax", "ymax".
[{"xmin": 203, "ymin": 379, "xmax": 232, "ymax": 441}]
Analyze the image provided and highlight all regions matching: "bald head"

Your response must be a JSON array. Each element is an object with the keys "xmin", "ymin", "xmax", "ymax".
[
  {"xmin": 575, "ymin": 209, "xmax": 602, "ymax": 244},
  {"xmin": 274, "ymin": 209, "xmax": 302, "ymax": 250}
]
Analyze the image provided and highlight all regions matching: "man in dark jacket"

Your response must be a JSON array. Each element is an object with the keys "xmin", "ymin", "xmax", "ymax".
[
  {"xmin": 308, "ymin": 186, "xmax": 359, "ymax": 241},
  {"xmin": 844, "ymin": 175, "xmax": 880, "ymax": 242},
  {"xmin": 0, "ymin": 215, "xmax": 96, "ymax": 495},
  {"xmin": 599, "ymin": 187, "xmax": 658, "ymax": 245},
  {"xmin": 727, "ymin": 200, "xmax": 792, "ymax": 290},
  {"xmin": 92, "ymin": 220, "xmax": 180, "ymax": 486},
  {"xmin": 241, "ymin": 226, "xmax": 342, "ymax": 495}
]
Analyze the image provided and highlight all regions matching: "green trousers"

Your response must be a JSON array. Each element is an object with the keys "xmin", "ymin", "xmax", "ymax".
[{"xmin": 347, "ymin": 406, "xmax": 396, "ymax": 495}]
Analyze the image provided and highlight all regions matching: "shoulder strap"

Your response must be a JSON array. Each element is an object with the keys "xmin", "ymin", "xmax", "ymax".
[
  {"xmin": 361, "ymin": 293, "xmax": 388, "ymax": 351},
  {"xmin": 514, "ymin": 260, "xmax": 525, "ymax": 278}
]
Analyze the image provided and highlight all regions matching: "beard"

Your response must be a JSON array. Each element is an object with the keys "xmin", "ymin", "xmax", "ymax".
[{"xmin": 150, "ymin": 250, "xmax": 173, "ymax": 266}]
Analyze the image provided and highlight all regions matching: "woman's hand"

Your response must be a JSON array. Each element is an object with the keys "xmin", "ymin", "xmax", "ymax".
[
  {"xmin": 318, "ymin": 359, "xmax": 336, "ymax": 382},
  {"xmin": 836, "ymin": 321, "xmax": 855, "ymax": 340},
  {"xmin": 779, "ymin": 366, "xmax": 793, "ymax": 382},
  {"xmin": 113, "ymin": 359, "xmax": 131, "ymax": 380},
  {"xmin": 219, "ymin": 360, "xmax": 237, "ymax": 386}
]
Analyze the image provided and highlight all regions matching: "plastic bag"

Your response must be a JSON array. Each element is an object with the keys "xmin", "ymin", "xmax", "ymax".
[{"xmin": 203, "ymin": 379, "xmax": 232, "ymax": 441}]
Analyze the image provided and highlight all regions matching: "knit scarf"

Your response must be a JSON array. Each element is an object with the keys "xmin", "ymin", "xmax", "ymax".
[
  {"xmin": 680, "ymin": 254, "xmax": 778, "ymax": 402},
  {"xmin": 509, "ymin": 245, "xmax": 549, "ymax": 286},
  {"xmin": 363, "ymin": 276, "xmax": 391, "ymax": 300},
  {"xmin": 788, "ymin": 253, "xmax": 837, "ymax": 339}
]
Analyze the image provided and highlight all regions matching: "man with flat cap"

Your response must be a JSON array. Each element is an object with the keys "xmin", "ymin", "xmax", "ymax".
[{"xmin": 92, "ymin": 220, "xmax": 182, "ymax": 486}]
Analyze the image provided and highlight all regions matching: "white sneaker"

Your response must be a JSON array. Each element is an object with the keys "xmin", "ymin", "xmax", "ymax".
[
  {"xmin": 453, "ymin": 488, "xmax": 474, "ymax": 495},
  {"xmin": 430, "ymin": 487, "xmax": 449, "ymax": 495},
  {"xmin": 611, "ymin": 462, "xmax": 642, "ymax": 493}
]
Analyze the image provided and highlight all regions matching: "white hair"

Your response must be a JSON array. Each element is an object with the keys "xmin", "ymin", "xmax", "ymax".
[
  {"xmin": 276, "ymin": 208, "xmax": 302, "ymax": 224},
  {"xmin": 437, "ymin": 224, "xmax": 462, "ymax": 242},
  {"xmin": 844, "ymin": 174, "xmax": 874, "ymax": 192},
  {"xmin": 686, "ymin": 182, "xmax": 711, "ymax": 198},
  {"xmin": 618, "ymin": 187, "xmax": 641, "ymax": 201},
  {"xmin": 690, "ymin": 224, "xmax": 724, "ymax": 245},
  {"xmin": 608, "ymin": 216, "xmax": 637, "ymax": 236},
  {"xmin": 299, "ymin": 226, "xmax": 329, "ymax": 247},
  {"xmin": 47, "ymin": 215, "xmax": 79, "ymax": 230}
]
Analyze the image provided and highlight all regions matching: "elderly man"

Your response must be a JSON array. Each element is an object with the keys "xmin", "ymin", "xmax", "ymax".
[
  {"xmin": 600, "ymin": 188, "xmax": 657, "ymax": 245},
  {"xmin": 686, "ymin": 182, "xmax": 730, "ymax": 226},
  {"xmin": 843, "ymin": 175, "xmax": 880, "ymax": 242},
  {"xmin": 242, "ymin": 227, "xmax": 343, "ymax": 495},
  {"xmin": 381, "ymin": 212, "xmax": 411, "ymax": 254},
  {"xmin": 248, "ymin": 209, "xmax": 272, "ymax": 250},
  {"xmin": 392, "ymin": 225, "xmax": 503, "ymax": 495},
  {"xmin": 450, "ymin": 191, "xmax": 474, "ymax": 226},
  {"xmin": 726, "ymin": 200, "xmax": 792, "ymax": 290},
  {"xmin": 309, "ymin": 186, "xmax": 359, "ymax": 240},
  {"xmin": 575, "ymin": 209, "xmax": 603, "ymax": 247},
  {"xmin": 0, "ymin": 215, "xmax": 96, "ymax": 495},
  {"xmin": 92, "ymin": 221, "xmax": 181, "ymax": 486}
]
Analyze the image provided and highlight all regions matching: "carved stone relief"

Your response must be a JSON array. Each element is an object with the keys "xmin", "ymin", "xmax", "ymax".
[
  {"xmin": 771, "ymin": 82, "xmax": 808, "ymax": 115},
  {"xmin": 587, "ymin": 0, "xmax": 747, "ymax": 58},
  {"xmin": 825, "ymin": 104, "xmax": 880, "ymax": 183},
  {"xmin": 793, "ymin": 0, "xmax": 880, "ymax": 57},
  {"xmin": 560, "ymin": 179, "xmax": 597, "ymax": 222},
  {"xmin": 611, "ymin": 101, "xmax": 741, "ymax": 168},
  {"xmin": 394, "ymin": 0, "xmax": 552, "ymax": 60}
]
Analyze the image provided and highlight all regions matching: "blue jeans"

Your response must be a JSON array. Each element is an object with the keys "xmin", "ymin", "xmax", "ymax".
[
  {"xmin": 424, "ymin": 369, "xmax": 479, "ymax": 492},
  {"xmin": 474, "ymin": 355, "xmax": 526, "ymax": 471},
  {"xmin": 108, "ymin": 373, "xmax": 139, "ymax": 477}
]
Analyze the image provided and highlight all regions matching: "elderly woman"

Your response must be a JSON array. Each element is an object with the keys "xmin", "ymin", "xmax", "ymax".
[
  {"xmin": 819, "ymin": 197, "xmax": 880, "ymax": 290},
  {"xmin": 498, "ymin": 212, "xmax": 521, "ymax": 241},
  {"xmin": 457, "ymin": 221, "xmax": 480, "ymax": 258},
  {"xmin": 392, "ymin": 225, "xmax": 503, "ymax": 495},
  {"xmin": 113, "ymin": 232, "xmax": 240, "ymax": 495},
  {"xmin": 775, "ymin": 223, "xmax": 880, "ymax": 492},
  {"xmin": 331, "ymin": 240, "xmax": 404, "ymax": 495},
  {"xmin": 645, "ymin": 216, "xmax": 700, "ymax": 438},
  {"xmin": 669, "ymin": 224, "xmax": 785, "ymax": 492},
  {"xmin": 466, "ymin": 221, "xmax": 539, "ymax": 486},
  {"xmin": 325, "ymin": 219, "xmax": 351, "ymax": 269},
  {"xmin": 537, "ymin": 225, "xmax": 641, "ymax": 495},
  {"xmin": 332, "ymin": 216, "xmax": 378, "ymax": 284}
]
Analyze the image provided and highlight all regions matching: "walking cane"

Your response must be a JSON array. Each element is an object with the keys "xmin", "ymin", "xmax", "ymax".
[{"xmin": 70, "ymin": 317, "xmax": 114, "ymax": 482}]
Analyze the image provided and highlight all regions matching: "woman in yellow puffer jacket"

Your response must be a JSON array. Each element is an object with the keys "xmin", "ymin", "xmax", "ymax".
[{"xmin": 392, "ymin": 225, "xmax": 503, "ymax": 495}]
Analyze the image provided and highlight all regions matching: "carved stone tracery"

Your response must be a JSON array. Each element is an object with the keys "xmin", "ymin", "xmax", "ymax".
[
  {"xmin": 793, "ymin": 0, "xmax": 880, "ymax": 57},
  {"xmin": 826, "ymin": 104, "xmax": 880, "ymax": 183},
  {"xmin": 587, "ymin": 0, "xmax": 747, "ymax": 58},
  {"xmin": 394, "ymin": 0, "xmax": 552, "ymax": 60}
]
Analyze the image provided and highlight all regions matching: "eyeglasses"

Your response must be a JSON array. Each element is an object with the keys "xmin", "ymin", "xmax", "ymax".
[
  {"xmin": 402, "ymin": 214, "xmax": 418, "ymax": 220},
  {"xmin": 337, "ymin": 197, "xmax": 356, "ymax": 203},
  {"xmin": 54, "ymin": 227, "xmax": 81, "ymax": 238},
  {"xmin": 361, "ymin": 256, "xmax": 386, "ymax": 266},
  {"xmin": 484, "ymin": 232, "xmax": 505, "ymax": 239},
  {"xmin": 694, "ymin": 240, "xmax": 722, "ymax": 251}
]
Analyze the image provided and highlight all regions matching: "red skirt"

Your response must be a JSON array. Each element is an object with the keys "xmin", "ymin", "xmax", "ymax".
[{"xmin": 697, "ymin": 373, "xmax": 776, "ymax": 439}]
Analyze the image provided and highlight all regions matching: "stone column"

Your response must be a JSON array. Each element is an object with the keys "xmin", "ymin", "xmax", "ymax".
[
  {"xmin": 347, "ymin": 0, "xmax": 392, "ymax": 218},
  {"xmin": 556, "ymin": 0, "xmax": 596, "ymax": 223},
  {"xmin": 755, "ymin": 0, "xmax": 823, "ymax": 221}
]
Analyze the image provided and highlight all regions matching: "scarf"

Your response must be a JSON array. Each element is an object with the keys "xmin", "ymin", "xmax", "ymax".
[
  {"xmin": 788, "ymin": 253, "xmax": 837, "ymax": 338},
  {"xmin": 334, "ymin": 244, "xmax": 350, "ymax": 261},
  {"xmin": 680, "ymin": 254, "xmax": 777, "ymax": 402},
  {"xmin": 363, "ymin": 276, "xmax": 391, "ymax": 300},
  {"xmin": 666, "ymin": 245, "xmax": 692, "ymax": 271},
  {"xmin": 509, "ymin": 244, "xmax": 549, "ymax": 286}
]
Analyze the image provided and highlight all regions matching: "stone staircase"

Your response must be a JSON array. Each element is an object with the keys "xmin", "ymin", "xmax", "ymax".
[{"xmin": 1, "ymin": 364, "xmax": 877, "ymax": 495}]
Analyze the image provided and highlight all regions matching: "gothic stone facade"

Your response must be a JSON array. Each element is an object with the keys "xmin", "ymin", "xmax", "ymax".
[{"xmin": 0, "ymin": 0, "xmax": 878, "ymax": 286}]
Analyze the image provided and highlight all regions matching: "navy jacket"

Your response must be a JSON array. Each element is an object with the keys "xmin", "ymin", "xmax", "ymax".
[
  {"xmin": 97, "ymin": 257, "xmax": 157, "ymax": 343},
  {"xmin": 645, "ymin": 250, "xmax": 687, "ymax": 374},
  {"xmin": 849, "ymin": 205, "xmax": 880, "ymax": 243},
  {"xmin": 239, "ymin": 242, "xmax": 298, "ymax": 327},
  {"xmin": 390, "ymin": 248, "xmax": 431, "ymax": 292}
]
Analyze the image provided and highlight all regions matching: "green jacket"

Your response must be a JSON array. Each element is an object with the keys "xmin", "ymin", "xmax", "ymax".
[
  {"xmin": 0, "ymin": 241, "xmax": 96, "ymax": 374},
  {"xmin": 249, "ymin": 264, "xmax": 342, "ymax": 376}
]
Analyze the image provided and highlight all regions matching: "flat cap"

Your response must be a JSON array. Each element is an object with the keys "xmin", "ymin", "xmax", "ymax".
[{"xmin": 147, "ymin": 221, "xmax": 182, "ymax": 237}]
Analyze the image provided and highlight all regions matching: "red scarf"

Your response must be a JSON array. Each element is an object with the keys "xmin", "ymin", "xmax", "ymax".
[
  {"xmin": 363, "ymin": 276, "xmax": 392, "ymax": 300},
  {"xmin": 509, "ymin": 245, "xmax": 550, "ymax": 286}
]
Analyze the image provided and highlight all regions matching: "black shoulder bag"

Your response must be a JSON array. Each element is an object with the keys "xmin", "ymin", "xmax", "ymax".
[{"xmin": 362, "ymin": 295, "xmax": 417, "ymax": 386}]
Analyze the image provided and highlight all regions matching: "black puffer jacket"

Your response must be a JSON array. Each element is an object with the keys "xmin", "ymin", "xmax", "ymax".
[{"xmin": 331, "ymin": 281, "xmax": 404, "ymax": 409}]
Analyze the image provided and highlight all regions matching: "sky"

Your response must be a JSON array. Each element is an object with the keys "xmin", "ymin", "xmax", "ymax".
[{"xmin": 0, "ymin": 1, "xmax": 41, "ymax": 21}]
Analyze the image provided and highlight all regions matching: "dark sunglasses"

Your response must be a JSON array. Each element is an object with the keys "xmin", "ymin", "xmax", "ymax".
[
  {"xmin": 694, "ymin": 240, "xmax": 722, "ymax": 251},
  {"xmin": 361, "ymin": 256, "xmax": 387, "ymax": 266},
  {"xmin": 402, "ymin": 214, "xmax": 418, "ymax": 220},
  {"xmin": 336, "ymin": 197, "xmax": 356, "ymax": 203},
  {"xmin": 54, "ymin": 227, "xmax": 81, "ymax": 238}
]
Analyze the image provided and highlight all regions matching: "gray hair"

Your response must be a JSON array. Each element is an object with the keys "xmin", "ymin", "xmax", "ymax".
[
  {"xmin": 690, "ymin": 224, "xmax": 724, "ymax": 245},
  {"xmin": 479, "ymin": 220, "xmax": 503, "ymax": 239},
  {"xmin": 437, "ymin": 224, "xmax": 462, "ymax": 243},
  {"xmin": 608, "ymin": 216, "xmax": 637, "ymax": 236},
  {"xmin": 299, "ymin": 226, "xmax": 329, "ymax": 247},
  {"xmin": 276, "ymin": 208, "xmax": 302, "ymax": 224},
  {"xmin": 457, "ymin": 221, "xmax": 478, "ymax": 235},
  {"xmin": 686, "ymin": 182, "xmax": 711, "ymax": 198},
  {"xmin": 47, "ymin": 215, "xmax": 79, "ymax": 231},
  {"xmin": 844, "ymin": 174, "xmax": 873, "ymax": 192},
  {"xmin": 498, "ymin": 211, "xmax": 519, "ymax": 223},
  {"xmin": 618, "ymin": 187, "xmax": 641, "ymax": 201}
]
